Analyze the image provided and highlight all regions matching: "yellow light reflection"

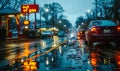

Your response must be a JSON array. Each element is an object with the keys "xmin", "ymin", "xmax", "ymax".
[
  {"xmin": 20, "ymin": 42, "xmax": 31, "ymax": 57},
  {"xmin": 6, "ymin": 43, "xmax": 18, "ymax": 47},
  {"xmin": 46, "ymin": 57, "xmax": 49, "ymax": 65},
  {"xmin": 20, "ymin": 14, "xmax": 24, "ymax": 17},
  {"xmin": 16, "ymin": 42, "xmax": 37, "ymax": 59},
  {"xmin": 31, "ymin": 65, "xmax": 37, "ymax": 70},
  {"xmin": 52, "ymin": 36, "xmax": 59, "ymax": 47},
  {"xmin": 40, "ymin": 40, "xmax": 47, "ymax": 49},
  {"xmin": 29, "ymin": 61, "xmax": 37, "ymax": 66},
  {"xmin": 23, "ymin": 59, "xmax": 37, "ymax": 70},
  {"xmin": 59, "ymin": 46, "xmax": 62, "ymax": 53},
  {"xmin": 23, "ymin": 61, "xmax": 29, "ymax": 66}
]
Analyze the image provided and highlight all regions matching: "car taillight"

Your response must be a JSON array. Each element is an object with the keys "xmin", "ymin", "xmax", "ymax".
[
  {"xmin": 117, "ymin": 26, "xmax": 120, "ymax": 32},
  {"xmin": 77, "ymin": 32, "xmax": 80, "ymax": 35},
  {"xmin": 90, "ymin": 27, "xmax": 98, "ymax": 33}
]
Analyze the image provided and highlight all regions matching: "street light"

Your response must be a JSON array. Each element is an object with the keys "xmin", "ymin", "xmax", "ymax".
[
  {"xmin": 45, "ymin": 8, "xmax": 49, "ymax": 12},
  {"xmin": 87, "ymin": 10, "xmax": 91, "ymax": 13},
  {"xmin": 59, "ymin": 20, "xmax": 62, "ymax": 23},
  {"xmin": 86, "ymin": 10, "xmax": 91, "ymax": 20},
  {"xmin": 64, "ymin": 25, "xmax": 66, "ymax": 27},
  {"xmin": 81, "ymin": 22, "xmax": 84, "ymax": 25},
  {"xmin": 46, "ymin": 57, "xmax": 49, "ymax": 65}
]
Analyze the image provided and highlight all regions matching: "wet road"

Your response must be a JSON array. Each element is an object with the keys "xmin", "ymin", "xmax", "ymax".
[
  {"xmin": 0, "ymin": 36, "xmax": 120, "ymax": 71},
  {"xmin": 37, "ymin": 39, "xmax": 120, "ymax": 71},
  {"xmin": 88, "ymin": 42, "xmax": 120, "ymax": 71},
  {"xmin": 0, "ymin": 36, "xmax": 65, "ymax": 68}
]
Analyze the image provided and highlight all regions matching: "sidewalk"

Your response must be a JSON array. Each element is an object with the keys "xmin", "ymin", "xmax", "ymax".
[{"xmin": 5, "ymin": 37, "xmax": 40, "ymax": 43}]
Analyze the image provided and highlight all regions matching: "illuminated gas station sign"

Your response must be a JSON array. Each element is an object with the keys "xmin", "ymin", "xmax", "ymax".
[
  {"xmin": 23, "ymin": 20, "xmax": 30, "ymax": 25},
  {"xmin": 21, "ymin": 4, "xmax": 39, "ymax": 13}
]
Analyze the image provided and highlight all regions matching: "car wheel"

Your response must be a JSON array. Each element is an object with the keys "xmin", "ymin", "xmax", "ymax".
[
  {"xmin": 86, "ymin": 41, "xmax": 92, "ymax": 53},
  {"xmin": 116, "ymin": 42, "xmax": 120, "ymax": 48}
]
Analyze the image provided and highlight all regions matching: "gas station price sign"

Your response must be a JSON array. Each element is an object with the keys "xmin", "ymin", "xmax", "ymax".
[{"xmin": 21, "ymin": 4, "xmax": 39, "ymax": 13}]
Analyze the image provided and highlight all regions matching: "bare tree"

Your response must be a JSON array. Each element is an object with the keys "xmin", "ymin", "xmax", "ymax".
[
  {"xmin": 0, "ymin": 0, "xmax": 9, "ymax": 9},
  {"xmin": 94, "ymin": 0, "xmax": 120, "ymax": 21},
  {"xmin": 112, "ymin": 0, "xmax": 120, "ymax": 21},
  {"xmin": 0, "ymin": 0, "xmax": 32, "ymax": 10},
  {"xmin": 42, "ymin": 2, "xmax": 64, "ymax": 25}
]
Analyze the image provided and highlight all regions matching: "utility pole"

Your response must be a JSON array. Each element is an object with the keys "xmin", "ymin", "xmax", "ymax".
[
  {"xmin": 34, "ymin": 0, "xmax": 37, "ymax": 29},
  {"xmin": 52, "ymin": 3, "xmax": 55, "ymax": 38},
  {"xmin": 95, "ymin": 0, "xmax": 98, "ymax": 19},
  {"xmin": 40, "ymin": 8, "xmax": 41, "ymax": 32}
]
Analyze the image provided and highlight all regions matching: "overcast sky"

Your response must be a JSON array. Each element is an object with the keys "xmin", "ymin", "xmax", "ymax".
[{"xmin": 37, "ymin": 0, "xmax": 94, "ymax": 26}]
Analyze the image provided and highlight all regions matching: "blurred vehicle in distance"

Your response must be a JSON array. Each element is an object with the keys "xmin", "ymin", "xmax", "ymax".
[
  {"xmin": 68, "ymin": 32, "xmax": 77, "ymax": 45},
  {"xmin": 77, "ymin": 29, "xmax": 85, "ymax": 40},
  {"xmin": 58, "ymin": 31, "xmax": 67, "ymax": 37},
  {"xmin": 69, "ymin": 36, "xmax": 77, "ymax": 42},
  {"xmin": 85, "ymin": 20, "xmax": 120, "ymax": 47}
]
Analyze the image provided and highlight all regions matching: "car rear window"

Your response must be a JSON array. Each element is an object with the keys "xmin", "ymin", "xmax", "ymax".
[{"xmin": 92, "ymin": 20, "xmax": 116, "ymax": 26}]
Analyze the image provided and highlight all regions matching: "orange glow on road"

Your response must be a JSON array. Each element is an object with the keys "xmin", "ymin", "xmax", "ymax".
[
  {"xmin": 17, "ymin": 42, "xmax": 37, "ymax": 58},
  {"xmin": 90, "ymin": 58, "xmax": 97, "ymax": 67},
  {"xmin": 93, "ymin": 68, "xmax": 98, "ymax": 71},
  {"xmin": 115, "ymin": 51, "xmax": 120, "ymax": 66},
  {"xmin": 23, "ymin": 42, "xmax": 31, "ymax": 56},
  {"xmin": 23, "ymin": 59, "xmax": 37, "ymax": 70}
]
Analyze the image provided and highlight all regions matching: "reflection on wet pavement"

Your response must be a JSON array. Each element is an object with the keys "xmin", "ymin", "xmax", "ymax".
[{"xmin": 88, "ymin": 42, "xmax": 120, "ymax": 71}]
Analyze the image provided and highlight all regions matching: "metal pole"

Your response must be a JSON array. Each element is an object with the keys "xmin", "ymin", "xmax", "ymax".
[
  {"xmin": 40, "ymin": 9, "xmax": 41, "ymax": 32},
  {"xmin": 28, "ymin": 13, "xmax": 29, "ymax": 21},
  {"xmin": 95, "ymin": 0, "xmax": 98, "ymax": 19},
  {"xmin": 52, "ymin": 3, "xmax": 55, "ymax": 37},
  {"xmin": 40, "ymin": 8, "xmax": 42, "ymax": 39},
  {"xmin": 34, "ymin": 0, "xmax": 37, "ymax": 29}
]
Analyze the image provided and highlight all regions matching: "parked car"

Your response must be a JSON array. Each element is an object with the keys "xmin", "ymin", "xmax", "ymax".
[{"xmin": 85, "ymin": 20, "xmax": 120, "ymax": 46}]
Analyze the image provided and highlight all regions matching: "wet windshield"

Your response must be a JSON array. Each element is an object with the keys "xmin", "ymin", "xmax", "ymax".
[{"xmin": 0, "ymin": 0, "xmax": 120, "ymax": 71}]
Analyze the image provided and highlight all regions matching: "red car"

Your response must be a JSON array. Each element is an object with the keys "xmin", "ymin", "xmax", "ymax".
[{"xmin": 85, "ymin": 20, "xmax": 120, "ymax": 46}]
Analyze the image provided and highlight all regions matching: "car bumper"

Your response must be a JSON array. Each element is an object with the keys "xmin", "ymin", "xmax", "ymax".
[{"xmin": 90, "ymin": 34, "xmax": 120, "ymax": 42}]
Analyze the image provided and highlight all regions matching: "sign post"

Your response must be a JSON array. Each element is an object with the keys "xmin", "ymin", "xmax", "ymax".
[
  {"xmin": 23, "ymin": 20, "xmax": 30, "ymax": 25},
  {"xmin": 21, "ymin": 4, "xmax": 39, "ymax": 31}
]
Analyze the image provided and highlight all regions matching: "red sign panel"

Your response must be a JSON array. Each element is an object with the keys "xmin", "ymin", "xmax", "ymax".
[{"xmin": 21, "ymin": 4, "xmax": 39, "ymax": 13}]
